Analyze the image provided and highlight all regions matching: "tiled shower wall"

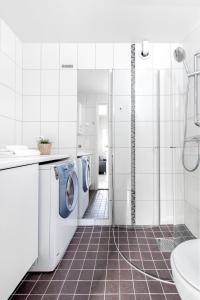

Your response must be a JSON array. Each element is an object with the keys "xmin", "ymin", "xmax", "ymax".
[
  {"xmin": 134, "ymin": 43, "xmax": 184, "ymax": 226},
  {"xmin": 0, "ymin": 20, "xmax": 23, "ymax": 148},
  {"xmin": 183, "ymin": 27, "xmax": 200, "ymax": 238}
]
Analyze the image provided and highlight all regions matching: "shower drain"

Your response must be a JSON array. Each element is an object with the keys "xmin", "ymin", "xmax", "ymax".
[{"xmin": 156, "ymin": 238, "xmax": 175, "ymax": 252}]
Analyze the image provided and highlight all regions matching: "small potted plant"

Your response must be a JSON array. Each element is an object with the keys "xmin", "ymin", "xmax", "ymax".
[{"xmin": 37, "ymin": 137, "xmax": 52, "ymax": 155}]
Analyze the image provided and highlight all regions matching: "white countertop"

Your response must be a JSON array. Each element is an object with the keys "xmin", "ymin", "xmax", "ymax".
[
  {"xmin": 0, "ymin": 154, "xmax": 69, "ymax": 170},
  {"xmin": 77, "ymin": 152, "xmax": 92, "ymax": 157}
]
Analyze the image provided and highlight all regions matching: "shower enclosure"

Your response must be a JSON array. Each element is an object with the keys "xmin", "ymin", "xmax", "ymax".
[{"xmin": 112, "ymin": 43, "xmax": 197, "ymax": 283}]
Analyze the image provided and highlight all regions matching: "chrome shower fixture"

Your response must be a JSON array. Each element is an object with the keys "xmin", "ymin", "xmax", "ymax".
[
  {"xmin": 139, "ymin": 40, "xmax": 150, "ymax": 59},
  {"xmin": 173, "ymin": 46, "xmax": 200, "ymax": 171},
  {"xmin": 173, "ymin": 47, "xmax": 189, "ymax": 74}
]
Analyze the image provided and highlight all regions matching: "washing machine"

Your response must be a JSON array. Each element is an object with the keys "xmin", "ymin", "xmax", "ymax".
[
  {"xmin": 78, "ymin": 155, "xmax": 91, "ymax": 218},
  {"xmin": 30, "ymin": 159, "xmax": 78, "ymax": 272}
]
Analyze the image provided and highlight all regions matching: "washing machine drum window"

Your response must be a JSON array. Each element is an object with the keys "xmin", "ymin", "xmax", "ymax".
[
  {"xmin": 82, "ymin": 158, "xmax": 90, "ymax": 192},
  {"xmin": 56, "ymin": 163, "xmax": 78, "ymax": 218}
]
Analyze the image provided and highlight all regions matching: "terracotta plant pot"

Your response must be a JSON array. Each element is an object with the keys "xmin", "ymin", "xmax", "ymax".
[{"xmin": 38, "ymin": 143, "xmax": 52, "ymax": 155}]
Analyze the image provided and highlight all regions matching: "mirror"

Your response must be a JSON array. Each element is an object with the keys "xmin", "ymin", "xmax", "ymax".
[{"xmin": 77, "ymin": 70, "xmax": 111, "ymax": 224}]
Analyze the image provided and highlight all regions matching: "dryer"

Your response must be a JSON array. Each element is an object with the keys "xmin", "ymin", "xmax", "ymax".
[
  {"xmin": 78, "ymin": 155, "xmax": 91, "ymax": 218},
  {"xmin": 30, "ymin": 159, "xmax": 78, "ymax": 272}
]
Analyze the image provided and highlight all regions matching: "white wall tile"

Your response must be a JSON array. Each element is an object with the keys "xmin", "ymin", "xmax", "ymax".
[
  {"xmin": 16, "ymin": 66, "xmax": 22, "ymax": 94},
  {"xmin": 78, "ymin": 43, "xmax": 95, "ymax": 69},
  {"xmin": 114, "ymin": 148, "xmax": 131, "ymax": 174},
  {"xmin": 172, "ymin": 69, "xmax": 184, "ymax": 94},
  {"xmin": 114, "ymin": 174, "xmax": 131, "ymax": 201},
  {"xmin": 174, "ymin": 200, "xmax": 184, "ymax": 225},
  {"xmin": 160, "ymin": 201, "xmax": 173, "ymax": 224},
  {"xmin": 135, "ymin": 148, "xmax": 154, "ymax": 173},
  {"xmin": 174, "ymin": 174, "xmax": 184, "ymax": 201},
  {"xmin": 135, "ymin": 96, "xmax": 153, "ymax": 121},
  {"xmin": 60, "ymin": 43, "xmax": 77, "ymax": 68},
  {"xmin": 0, "ymin": 84, "xmax": 15, "ymax": 119},
  {"xmin": 60, "ymin": 70, "xmax": 77, "ymax": 95},
  {"xmin": 23, "ymin": 96, "xmax": 40, "ymax": 121},
  {"xmin": 15, "ymin": 120, "xmax": 22, "ymax": 144},
  {"xmin": 59, "ymin": 122, "xmax": 77, "ymax": 148},
  {"xmin": 113, "ymin": 43, "xmax": 131, "ymax": 69},
  {"xmin": 59, "ymin": 96, "xmax": 77, "ymax": 121},
  {"xmin": 0, "ymin": 52, "xmax": 15, "ymax": 89},
  {"xmin": 135, "ymin": 70, "xmax": 153, "ymax": 95},
  {"xmin": 22, "ymin": 122, "xmax": 40, "ymax": 148},
  {"xmin": 160, "ymin": 148, "xmax": 172, "ymax": 173},
  {"xmin": 173, "ymin": 121, "xmax": 184, "ymax": 147},
  {"xmin": 0, "ymin": 116, "xmax": 15, "ymax": 147},
  {"xmin": 113, "ymin": 69, "xmax": 131, "ymax": 95},
  {"xmin": 158, "ymin": 69, "xmax": 171, "ymax": 95},
  {"xmin": 15, "ymin": 94, "xmax": 22, "ymax": 121},
  {"xmin": 153, "ymin": 43, "xmax": 171, "ymax": 69},
  {"xmin": 114, "ymin": 201, "xmax": 131, "ymax": 225},
  {"xmin": 136, "ymin": 174, "xmax": 154, "ymax": 201},
  {"xmin": 160, "ymin": 122, "xmax": 171, "ymax": 147},
  {"xmin": 136, "ymin": 201, "xmax": 155, "ymax": 225},
  {"xmin": 23, "ymin": 70, "xmax": 40, "ymax": 95},
  {"xmin": 114, "ymin": 122, "xmax": 131, "ymax": 148},
  {"xmin": 41, "ymin": 70, "xmax": 59, "ymax": 95},
  {"xmin": 172, "ymin": 94, "xmax": 184, "ymax": 121},
  {"xmin": 41, "ymin": 122, "xmax": 58, "ymax": 148},
  {"xmin": 135, "ymin": 122, "xmax": 154, "ymax": 147},
  {"xmin": 159, "ymin": 95, "xmax": 171, "ymax": 121},
  {"xmin": 23, "ymin": 43, "xmax": 41, "ymax": 69},
  {"xmin": 15, "ymin": 37, "xmax": 22, "ymax": 67},
  {"xmin": 95, "ymin": 43, "xmax": 113, "ymax": 69},
  {"xmin": 160, "ymin": 174, "xmax": 173, "ymax": 201},
  {"xmin": 41, "ymin": 44, "xmax": 59, "ymax": 69},
  {"xmin": 0, "ymin": 21, "xmax": 15, "ymax": 60},
  {"xmin": 114, "ymin": 96, "xmax": 131, "ymax": 122},
  {"xmin": 41, "ymin": 96, "xmax": 59, "ymax": 121}
]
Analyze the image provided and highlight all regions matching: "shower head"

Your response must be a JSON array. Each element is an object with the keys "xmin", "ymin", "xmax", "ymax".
[
  {"xmin": 174, "ymin": 47, "xmax": 189, "ymax": 74},
  {"xmin": 174, "ymin": 47, "xmax": 186, "ymax": 63}
]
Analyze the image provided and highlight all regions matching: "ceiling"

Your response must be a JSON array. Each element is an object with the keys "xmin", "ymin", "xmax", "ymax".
[
  {"xmin": 0, "ymin": 0, "xmax": 200, "ymax": 42},
  {"xmin": 78, "ymin": 70, "xmax": 109, "ymax": 95}
]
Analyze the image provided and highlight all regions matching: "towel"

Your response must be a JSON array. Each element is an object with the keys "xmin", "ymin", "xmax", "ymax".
[{"xmin": 6, "ymin": 145, "xmax": 40, "ymax": 156}]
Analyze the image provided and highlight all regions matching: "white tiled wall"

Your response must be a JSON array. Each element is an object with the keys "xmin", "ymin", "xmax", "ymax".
[
  {"xmin": 183, "ymin": 27, "xmax": 200, "ymax": 238},
  {"xmin": 21, "ymin": 42, "xmax": 131, "ymax": 224},
  {"xmin": 135, "ymin": 42, "xmax": 184, "ymax": 226},
  {"xmin": 22, "ymin": 43, "xmax": 78, "ymax": 156},
  {"xmin": 112, "ymin": 44, "xmax": 131, "ymax": 225},
  {"xmin": 0, "ymin": 20, "xmax": 23, "ymax": 148}
]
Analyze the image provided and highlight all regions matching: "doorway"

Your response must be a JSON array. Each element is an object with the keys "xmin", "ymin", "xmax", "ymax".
[{"xmin": 77, "ymin": 70, "xmax": 112, "ymax": 224}]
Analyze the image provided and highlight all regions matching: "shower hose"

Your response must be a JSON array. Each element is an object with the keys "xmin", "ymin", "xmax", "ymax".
[{"xmin": 182, "ymin": 78, "xmax": 200, "ymax": 172}]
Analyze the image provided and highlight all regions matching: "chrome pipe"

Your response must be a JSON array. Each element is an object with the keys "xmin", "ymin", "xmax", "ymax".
[{"xmin": 194, "ymin": 53, "xmax": 200, "ymax": 126}]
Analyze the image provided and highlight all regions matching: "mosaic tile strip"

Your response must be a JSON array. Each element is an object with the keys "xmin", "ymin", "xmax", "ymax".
[{"xmin": 131, "ymin": 43, "xmax": 136, "ymax": 225}]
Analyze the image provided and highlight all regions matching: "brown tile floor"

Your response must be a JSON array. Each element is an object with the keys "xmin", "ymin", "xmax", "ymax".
[
  {"xmin": 114, "ymin": 224, "xmax": 195, "ymax": 282},
  {"xmin": 83, "ymin": 190, "xmax": 108, "ymax": 219},
  {"xmin": 11, "ymin": 226, "xmax": 181, "ymax": 300}
]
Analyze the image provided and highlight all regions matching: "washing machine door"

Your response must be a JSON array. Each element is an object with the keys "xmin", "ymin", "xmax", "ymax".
[
  {"xmin": 56, "ymin": 163, "xmax": 78, "ymax": 218},
  {"xmin": 82, "ymin": 158, "xmax": 90, "ymax": 192}
]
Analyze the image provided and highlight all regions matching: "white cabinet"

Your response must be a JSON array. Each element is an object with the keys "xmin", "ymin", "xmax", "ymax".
[{"xmin": 0, "ymin": 164, "xmax": 38, "ymax": 300}]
